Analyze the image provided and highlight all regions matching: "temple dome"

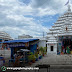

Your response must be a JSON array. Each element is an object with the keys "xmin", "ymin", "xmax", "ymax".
[{"xmin": 47, "ymin": 36, "xmax": 58, "ymax": 44}]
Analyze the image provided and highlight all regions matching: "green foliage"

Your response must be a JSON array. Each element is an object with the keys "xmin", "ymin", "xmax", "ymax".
[
  {"xmin": 39, "ymin": 47, "xmax": 47, "ymax": 55},
  {"xmin": 29, "ymin": 52, "xmax": 33, "ymax": 55},
  {"xmin": 28, "ymin": 55, "xmax": 32, "ymax": 61},
  {"xmin": 28, "ymin": 52, "xmax": 35, "ymax": 61},
  {"xmin": 43, "ymin": 47, "xmax": 47, "ymax": 55},
  {"xmin": 35, "ymin": 52, "xmax": 38, "ymax": 58},
  {"xmin": 44, "ymin": 47, "xmax": 47, "ymax": 51},
  {"xmin": 39, "ymin": 51, "xmax": 42, "ymax": 55},
  {"xmin": 39, "ymin": 47, "xmax": 44, "ymax": 51},
  {"xmin": 32, "ymin": 55, "xmax": 35, "ymax": 60}
]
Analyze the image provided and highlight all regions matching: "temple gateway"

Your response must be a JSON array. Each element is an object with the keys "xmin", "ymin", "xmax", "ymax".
[{"xmin": 47, "ymin": 4, "xmax": 72, "ymax": 55}]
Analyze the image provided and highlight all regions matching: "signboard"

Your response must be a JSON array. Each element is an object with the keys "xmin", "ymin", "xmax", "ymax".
[
  {"xmin": 1, "ymin": 42, "xmax": 29, "ymax": 48},
  {"xmin": 49, "ymin": 44, "xmax": 54, "ymax": 46},
  {"xmin": 8, "ymin": 43, "xmax": 25, "ymax": 47}
]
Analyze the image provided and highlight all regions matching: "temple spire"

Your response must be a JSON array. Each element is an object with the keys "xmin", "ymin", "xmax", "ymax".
[
  {"xmin": 68, "ymin": 4, "xmax": 71, "ymax": 11},
  {"xmin": 67, "ymin": 0, "xmax": 71, "ymax": 11},
  {"xmin": 65, "ymin": 0, "xmax": 71, "ymax": 12}
]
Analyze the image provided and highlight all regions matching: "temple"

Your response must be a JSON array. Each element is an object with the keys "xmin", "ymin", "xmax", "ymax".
[{"xmin": 47, "ymin": 4, "xmax": 72, "ymax": 55}]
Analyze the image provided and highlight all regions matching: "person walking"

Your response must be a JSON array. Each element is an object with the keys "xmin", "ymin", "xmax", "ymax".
[{"xmin": 66, "ymin": 46, "xmax": 70, "ymax": 54}]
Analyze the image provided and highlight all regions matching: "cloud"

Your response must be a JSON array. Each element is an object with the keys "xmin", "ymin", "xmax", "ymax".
[
  {"xmin": 0, "ymin": 0, "xmax": 49, "ymax": 39},
  {"xmin": 31, "ymin": 0, "xmax": 72, "ymax": 16},
  {"xmin": 0, "ymin": 0, "xmax": 72, "ymax": 39}
]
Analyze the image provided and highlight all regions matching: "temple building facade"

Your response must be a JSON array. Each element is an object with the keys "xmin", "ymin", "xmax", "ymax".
[{"xmin": 47, "ymin": 4, "xmax": 72, "ymax": 55}]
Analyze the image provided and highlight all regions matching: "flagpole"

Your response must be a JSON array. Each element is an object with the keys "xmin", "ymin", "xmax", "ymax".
[{"xmin": 65, "ymin": 0, "xmax": 69, "ymax": 6}]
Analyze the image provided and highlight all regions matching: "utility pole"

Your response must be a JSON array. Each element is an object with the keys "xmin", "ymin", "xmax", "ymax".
[{"xmin": 43, "ymin": 32, "xmax": 44, "ymax": 38}]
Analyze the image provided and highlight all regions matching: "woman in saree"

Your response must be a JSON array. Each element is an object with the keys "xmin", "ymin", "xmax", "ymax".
[{"xmin": 66, "ymin": 46, "xmax": 70, "ymax": 54}]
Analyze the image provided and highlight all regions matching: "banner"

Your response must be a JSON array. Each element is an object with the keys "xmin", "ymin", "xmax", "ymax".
[
  {"xmin": 8, "ymin": 43, "xmax": 25, "ymax": 47},
  {"xmin": 49, "ymin": 44, "xmax": 54, "ymax": 46}
]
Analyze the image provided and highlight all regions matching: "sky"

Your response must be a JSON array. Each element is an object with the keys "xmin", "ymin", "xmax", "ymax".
[{"xmin": 0, "ymin": 0, "xmax": 72, "ymax": 39}]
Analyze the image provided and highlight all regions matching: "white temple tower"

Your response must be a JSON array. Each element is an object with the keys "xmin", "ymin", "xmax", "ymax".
[
  {"xmin": 46, "ymin": 4, "xmax": 72, "ymax": 38},
  {"xmin": 47, "ymin": 4, "xmax": 72, "ymax": 54}
]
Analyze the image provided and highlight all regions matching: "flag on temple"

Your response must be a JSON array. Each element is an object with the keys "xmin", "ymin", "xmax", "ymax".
[
  {"xmin": 66, "ymin": 27, "xmax": 67, "ymax": 31},
  {"xmin": 65, "ymin": 0, "xmax": 69, "ymax": 5}
]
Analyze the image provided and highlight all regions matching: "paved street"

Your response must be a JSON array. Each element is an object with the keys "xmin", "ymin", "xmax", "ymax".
[
  {"xmin": 31, "ymin": 54, "xmax": 72, "ymax": 67},
  {"xmin": 1, "ymin": 54, "xmax": 72, "ymax": 72}
]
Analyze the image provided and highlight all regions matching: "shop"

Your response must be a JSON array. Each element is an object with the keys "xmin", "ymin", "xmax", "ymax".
[
  {"xmin": 58, "ymin": 36, "xmax": 72, "ymax": 54},
  {"xmin": 0, "ymin": 39, "xmax": 39, "ymax": 59}
]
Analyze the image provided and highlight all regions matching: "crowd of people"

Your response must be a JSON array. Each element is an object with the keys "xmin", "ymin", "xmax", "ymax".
[
  {"xmin": 62, "ymin": 45, "xmax": 71, "ymax": 54},
  {"xmin": 61, "ymin": 39, "xmax": 72, "ymax": 54}
]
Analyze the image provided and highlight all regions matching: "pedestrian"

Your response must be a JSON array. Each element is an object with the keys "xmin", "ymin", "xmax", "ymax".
[
  {"xmin": 14, "ymin": 53, "xmax": 17, "ymax": 59},
  {"xmin": 13, "ymin": 55, "xmax": 20, "ymax": 67},
  {"xmin": 66, "ymin": 46, "xmax": 70, "ymax": 54}
]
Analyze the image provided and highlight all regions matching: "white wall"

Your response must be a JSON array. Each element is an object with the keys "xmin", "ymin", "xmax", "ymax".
[
  {"xmin": 0, "ymin": 50, "xmax": 11, "ymax": 59},
  {"xmin": 38, "ymin": 40, "xmax": 46, "ymax": 47},
  {"xmin": 47, "ymin": 44, "xmax": 57, "ymax": 55}
]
